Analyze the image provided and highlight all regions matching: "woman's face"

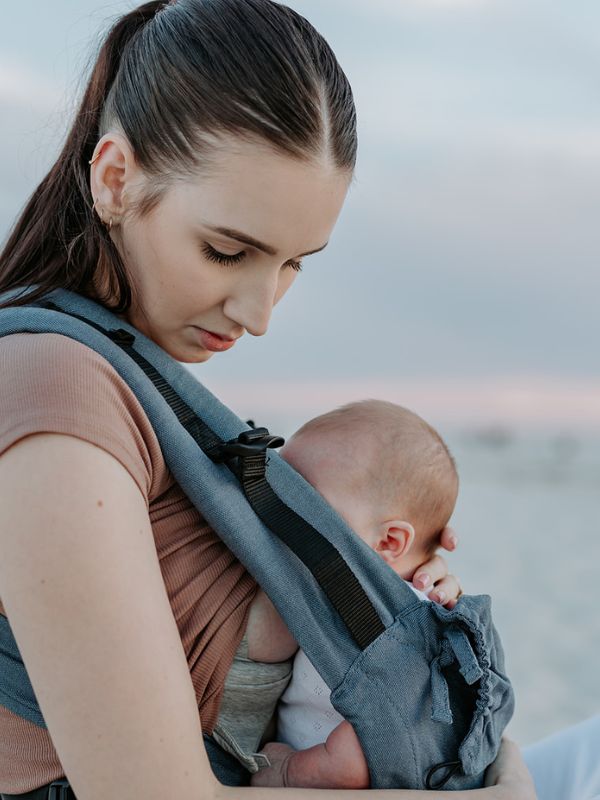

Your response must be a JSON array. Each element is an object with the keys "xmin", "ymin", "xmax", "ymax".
[{"xmin": 93, "ymin": 134, "xmax": 350, "ymax": 362}]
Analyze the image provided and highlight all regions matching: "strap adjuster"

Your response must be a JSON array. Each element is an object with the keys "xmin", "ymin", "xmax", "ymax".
[
  {"xmin": 106, "ymin": 328, "xmax": 136, "ymax": 346},
  {"xmin": 48, "ymin": 780, "xmax": 74, "ymax": 800},
  {"xmin": 211, "ymin": 427, "xmax": 285, "ymax": 462}
]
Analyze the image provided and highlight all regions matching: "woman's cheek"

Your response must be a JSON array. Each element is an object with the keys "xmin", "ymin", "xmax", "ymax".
[{"xmin": 274, "ymin": 269, "xmax": 299, "ymax": 305}]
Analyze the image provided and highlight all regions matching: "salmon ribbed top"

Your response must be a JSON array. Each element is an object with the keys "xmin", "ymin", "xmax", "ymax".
[{"xmin": 0, "ymin": 332, "xmax": 257, "ymax": 793}]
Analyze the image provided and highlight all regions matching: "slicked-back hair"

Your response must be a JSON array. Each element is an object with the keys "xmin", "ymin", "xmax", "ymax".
[{"xmin": 0, "ymin": 0, "xmax": 357, "ymax": 313}]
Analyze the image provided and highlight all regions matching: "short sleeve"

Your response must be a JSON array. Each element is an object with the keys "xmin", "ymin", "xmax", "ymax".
[{"xmin": 0, "ymin": 333, "xmax": 161, "ymax": 501}]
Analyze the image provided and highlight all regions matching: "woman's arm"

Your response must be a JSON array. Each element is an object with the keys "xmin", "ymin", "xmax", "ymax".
[
  {"xmin": 0, "ymin": 433, "xmax": 218, "ymax": 800},
  {"xmin": 0, "ymin": 434, "xmax": 531, "ymax": 800}
]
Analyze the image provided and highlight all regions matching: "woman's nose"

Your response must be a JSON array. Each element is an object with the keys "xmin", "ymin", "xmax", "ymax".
[{"xmin": 223, "ymin": 270, "xmax": 280, "ymax": 337}]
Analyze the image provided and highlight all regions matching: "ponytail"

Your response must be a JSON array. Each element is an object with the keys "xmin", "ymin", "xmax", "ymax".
[
  {"xmin": 0, "ymin": 0, "xmax": 357, "ymax": 312},
  {"xmin": 0, "ymin": 2, "xmax": 166, "ymax": 311}
]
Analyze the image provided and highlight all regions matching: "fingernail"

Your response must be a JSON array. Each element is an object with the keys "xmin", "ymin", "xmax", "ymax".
[
  {"xmin": 433, "ymin": 591, "xmax": 446, "ymax": 604},
  {"xmin": 414, "ymin": 574, "xmax": 431, "ymax": 589},
  {"xmin": 449, "ymin": 535, "xmax": 458, "ymax": 549}
]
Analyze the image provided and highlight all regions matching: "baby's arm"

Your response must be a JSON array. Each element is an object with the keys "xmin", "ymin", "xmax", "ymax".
[{"xmin": 251, "ymin": 720, "xmax": 370, "ymax": 789}]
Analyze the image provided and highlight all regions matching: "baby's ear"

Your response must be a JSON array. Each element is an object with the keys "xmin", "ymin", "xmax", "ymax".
[{"xmin": 374, "ymin": 521, "xmax": 416, "ymax": 565}]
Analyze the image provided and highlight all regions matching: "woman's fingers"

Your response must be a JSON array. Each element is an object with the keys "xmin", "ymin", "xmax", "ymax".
[{"xmin": 485, "ymin": 738, "xmax": 538, "ymax": 798}]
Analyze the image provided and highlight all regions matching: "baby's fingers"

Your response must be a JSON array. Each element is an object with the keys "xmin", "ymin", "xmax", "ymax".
[
  {"xmin": 440, "ymin": 525, "xmax": 459, "ymax": 552},
  {"xmin": 413, "ymin": 554, "xmax": 449, "ymax": 592},
  {"xmin": 428, "ymin": 574, "xmax": 463, "ymax": 608}
]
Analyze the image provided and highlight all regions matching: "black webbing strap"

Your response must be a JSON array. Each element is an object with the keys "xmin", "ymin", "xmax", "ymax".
[
  {"xmin": 237, "ymin": 450, "xmax": 387, "ymax": 646},
  {"xmin": 35, "ymin": 301, "xmax": 386, "ymax": 649}
]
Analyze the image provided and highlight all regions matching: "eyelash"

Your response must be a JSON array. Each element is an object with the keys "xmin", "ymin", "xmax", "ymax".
[{"xmin": 201, "ymin": 243, "xmax": 303, "ymax": 272}]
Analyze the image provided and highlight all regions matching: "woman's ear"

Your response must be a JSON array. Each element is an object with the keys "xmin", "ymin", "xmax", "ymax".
[
  {"xmin": 374, "ymin": 521, "xmax": 416, "ymax": 566},
  {"xmin": 89, "ymin": 131, "xmax": 139, "ymax": 223}
]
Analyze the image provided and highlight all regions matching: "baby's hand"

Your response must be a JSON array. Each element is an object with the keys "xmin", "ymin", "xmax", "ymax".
[
  {"xmin": 250, "ymin": 742, "xmax": 295, "ymax": 788},
  {"xmin": 413, "ymin": 525, "xmax": 463, "ymax": 608}
]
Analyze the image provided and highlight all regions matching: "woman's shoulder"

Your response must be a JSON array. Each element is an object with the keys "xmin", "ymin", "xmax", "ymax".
[
  {"xmin": 0, "ymin": 330, "xmax": 123, "ymax": 385},
  {"xmin": 0, "ymin": 332, "xmax": 168, "ymax": 501}
]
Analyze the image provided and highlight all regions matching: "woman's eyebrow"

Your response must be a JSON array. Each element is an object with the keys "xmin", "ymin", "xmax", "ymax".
[{"xmin": 202, "ymin": 222, "xmax": 329, "ymax": 258}]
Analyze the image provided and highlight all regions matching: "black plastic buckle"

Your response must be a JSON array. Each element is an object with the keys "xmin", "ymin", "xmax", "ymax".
[
  {"xmin": 107, "ymin": 328, "xmax": 136, "ymax": 346},
  {"xmin": 48, "ymin": 780, "xmax": 73, "ymax": 800},
  {"xmin": 212, "ymin": 427, "xmax": 285, "ymax": 463}
]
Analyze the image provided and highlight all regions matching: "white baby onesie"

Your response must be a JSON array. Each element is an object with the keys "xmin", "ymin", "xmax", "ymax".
[{"xmin": 277, "ymin": 582, "xmax": 430, "ymax": 750}]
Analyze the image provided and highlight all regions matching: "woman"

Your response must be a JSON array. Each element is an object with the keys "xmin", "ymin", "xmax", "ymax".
[{"xmin": 0, "ymin": 1, "xmax": 537, "ymax": 798}]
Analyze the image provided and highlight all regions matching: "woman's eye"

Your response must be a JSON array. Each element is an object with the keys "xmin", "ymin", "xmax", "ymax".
[
  {"xmin": 202, "ymin": 243, "xmax": 245, "ymax": 266},
  {"xmin": 202, "ymin": 242, "xmax": 303, "ymax": 272}
]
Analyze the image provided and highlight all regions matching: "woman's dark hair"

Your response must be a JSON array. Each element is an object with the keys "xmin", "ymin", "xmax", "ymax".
[{"xmin": 0, "ymin": 0, "xmax": 357, "ymax": 312}]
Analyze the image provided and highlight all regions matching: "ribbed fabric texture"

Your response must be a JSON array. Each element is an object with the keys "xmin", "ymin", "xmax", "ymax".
[{"xmin": 0, "ymin": 333, "xmax": 257, "ymax": 793}]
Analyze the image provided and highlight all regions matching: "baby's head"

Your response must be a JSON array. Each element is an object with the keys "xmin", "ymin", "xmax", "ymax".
[{"xmin": 280, "ymin": 400, "xmax": 459, "ymax": 580}]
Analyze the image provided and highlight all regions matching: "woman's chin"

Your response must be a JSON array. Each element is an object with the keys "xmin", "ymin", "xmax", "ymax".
[{"xmin": 169, "ymin": 343, "xmax": 216, "ymax": 364}]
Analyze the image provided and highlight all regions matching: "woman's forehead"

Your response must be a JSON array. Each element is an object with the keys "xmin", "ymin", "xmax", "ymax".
[{"xmin": 172, "ymin": 141, "xmax": 350, "ymax": 254}]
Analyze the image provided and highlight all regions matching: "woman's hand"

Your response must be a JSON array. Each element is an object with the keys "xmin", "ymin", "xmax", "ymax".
[
  {"xmin": 412, "ymin": 525, "xmax": 463, "ymax": 608},
  {"xmin": 484, "ymin": 739, "xmax": 538, "ymax": 800}
]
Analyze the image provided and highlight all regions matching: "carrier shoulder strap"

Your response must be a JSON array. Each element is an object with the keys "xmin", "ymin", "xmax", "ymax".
[
  {"xmin": 0, "ymin": 289, "xmax": 424, "ymax": 685},
  {"xmin": 41, "ymin": 299, "xmax": 387, "ymax": 651}
]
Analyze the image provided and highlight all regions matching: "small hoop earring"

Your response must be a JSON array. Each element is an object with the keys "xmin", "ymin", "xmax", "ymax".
[
  {"xmin": 89, "ymin": 152, "xmax": 101, "ymax": 166},
  {"xmin": 92, "ymin": 197, "xmax": 115, "ymax": 231},
  {"xmin": 93, "ymin": 201, "xmax": 105, "ymax": 223}
]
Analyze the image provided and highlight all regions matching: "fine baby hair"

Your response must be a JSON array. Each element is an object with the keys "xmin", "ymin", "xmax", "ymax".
[{"xmin": 284, "ymin": 399, "xmax": 459, "ymax": 556}]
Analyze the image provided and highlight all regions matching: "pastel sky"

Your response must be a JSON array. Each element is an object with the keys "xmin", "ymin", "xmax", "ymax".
[{"xmin": 2, "ymin": 0, "xmax": 599, "ymax": 430}]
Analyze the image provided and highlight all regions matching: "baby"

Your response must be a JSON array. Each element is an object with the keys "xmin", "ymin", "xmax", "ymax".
[{"xmin": 243, "ymin": 399, "xmax": 459, "ymax": 789}]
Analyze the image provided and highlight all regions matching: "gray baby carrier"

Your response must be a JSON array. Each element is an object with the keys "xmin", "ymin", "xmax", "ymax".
[{"xmin": 0, "ymin": 288, "xmax": 514, "ymax": 790}]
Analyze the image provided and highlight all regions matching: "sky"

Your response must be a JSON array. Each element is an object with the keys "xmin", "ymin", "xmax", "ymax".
[{"xmin": 2, "ymin": 0, "xmax": 600, "ymax": 431}]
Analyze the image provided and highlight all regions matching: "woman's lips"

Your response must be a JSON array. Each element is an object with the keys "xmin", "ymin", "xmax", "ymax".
[{"xmin": 193, "ymin": 327, "xmax": 238, "ymax": 352}]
